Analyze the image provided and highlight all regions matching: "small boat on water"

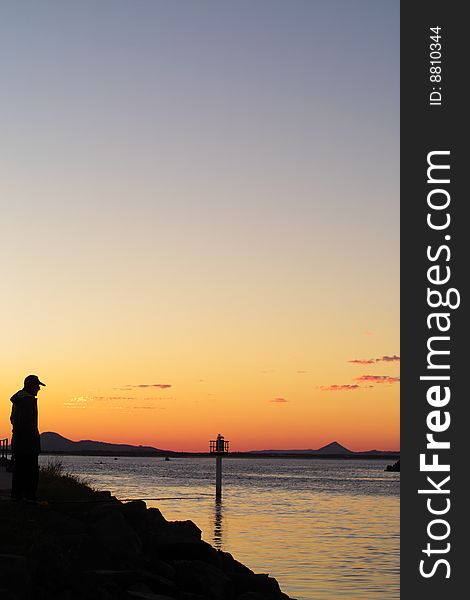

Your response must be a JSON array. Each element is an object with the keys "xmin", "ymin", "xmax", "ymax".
[{"xmin": 165, "ymin": 456, "xmax": 170, "ymax": 461}]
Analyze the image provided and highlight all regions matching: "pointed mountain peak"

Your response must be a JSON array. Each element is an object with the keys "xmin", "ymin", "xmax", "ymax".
[{"xmin": 316, "ymin": 441, "xmax": 352, "ymax": 454}]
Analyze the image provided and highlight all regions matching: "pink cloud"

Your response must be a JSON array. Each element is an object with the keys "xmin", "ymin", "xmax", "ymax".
[
  {"xmin": 349, "ymin": 359, "xmax": 375, "ymax": 365},
  {"xmin": 349, "ymin": 355, "xmax": 400, "ymax": 365},
  {"xmin": 320, "ymin": 384, "xmax": 361, "ymax": 392},
  {"xmin": 354, "ymin": 375, "xmax": 400, "ymax": 384},
  {"xmin": 123, "ymin": 383, "xmax": 172, "ymax": 389},
  {"xmin": 379, "ymin": 355, "xmax": 400, "ymax": 362},
  {"xmin": 93, "ymin": 396, "xmax": 135, "ymax": 401}
]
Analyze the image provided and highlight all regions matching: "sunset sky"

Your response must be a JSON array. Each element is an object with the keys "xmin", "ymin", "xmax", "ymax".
[{"xmin": 0, "ymin": 1, "xmax": 399, "ymax": 452}]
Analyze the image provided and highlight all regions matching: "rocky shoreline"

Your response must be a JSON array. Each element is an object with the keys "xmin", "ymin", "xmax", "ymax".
[{"xmin": 0, "ymin": 482, "xmax": 293, "ymax": 600}]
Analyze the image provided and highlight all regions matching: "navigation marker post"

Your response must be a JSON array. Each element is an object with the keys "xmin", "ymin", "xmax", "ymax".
[{"xmin": 209, "ymin": 433, "xmax": 229, "ymax": 500}]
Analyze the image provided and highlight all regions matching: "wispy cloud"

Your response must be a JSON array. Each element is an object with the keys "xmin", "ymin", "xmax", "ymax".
[
  {"xmin": 297, "ymin": 370, "xmax": 309, "ymax": 373},
  {"xmin": 349, "ymin": 359, "xmax": 375, "ymax": 365},
  {"xmin": 63, "ymin": 396, "xmax": 91, "ymax": 409},
  {"xmin": 349, "ymin": 355, "xmax": 400, "ymax": 365},
  {"xmin": 92, "ymin": 396, "xmax": 135, "ymax": 401},
  {"xmin": 319, "ymin": 384, "xmax": 363, "ymax": 391},
  {"xmin": 132, "ymin": 406, "xmax": 165, "ymax": 410},
  {"xmin": 354, "ymin": 375, "xmax": 400, "ymax": 384},
  {"xmin": 270, "ymin": 397, "xmax": 288, "ymax": 403},
  {"xmin": 120, "ymin": 384, "xmax": 172, "ymax": 389},
  {"xmin": 379, "ymin": 355, "xmax": 400, "ymax": 362}
]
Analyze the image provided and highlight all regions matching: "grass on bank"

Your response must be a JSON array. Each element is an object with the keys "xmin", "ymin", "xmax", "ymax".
[{"xmin": 38, "ymin": 459, "xmax": 98, "ymax": 502}]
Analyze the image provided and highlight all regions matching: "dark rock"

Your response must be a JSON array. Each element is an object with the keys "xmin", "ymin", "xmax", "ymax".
[
  {"xmin": 62, "ymin": 532, "xmax": 107, "ymax": 570},
  {"xmin": 231, "ymin": 573, "xmax": 289, "ymax": 598},
  {"xmin": 94, "ymin": 490, "xmax": 115, "ymax": 500},
  {"xmin": 147, "ymin": 507, "xmax": 167, "ymax": 529},
  {"xmin": 148, "ymin": 520, "xmax": 213, "ymax": 565},
  {"xmin": 47, "ymin": 510, "xmax": 86, "ymax": 534},
  {"xmin": 179, "ymin": 594, "xmax": 211, "ymax": 600},
  {"xmin": 142, "ymin": 555, "xmax": 176, "ymax": 581},
  {"xmin": 27, "ymin": 543, "xmax": 72, "ymax": 599},
  {"xmin": 50, "ymin": 532, "xmax": 92, "ymax": 546},
  {"xmin": 237, "ymin": 593, "xmax": 281, "ymax": 600},
  {"xmin": 385, "ymin": 459, "xmax": 400, "ymax": 472},
  {"xmin": 0, "ymin": 554, "xmax": 31, "ymax": 597},
  {"xmin": 215, "ymin": 550, "xmax": 254, "ymax": 575},
  {"xmin": 141, "ymin": 570, "xmax": 178, "ymax": 596},
  {"xmin": 87, "ymin": 502, "xmax": 122, "ymax": 521},
  {"xmin": 237, "ymin": 593, "xmax": 292, "ymax": 600},
  {"xmin": 122, "ymin": 501, "xmax": 149, "ymax": 537},
  {"xmin": 152, "ymin": 520, "xmax": 202, "ymax": 544},
  {"xmin": 76, "ymin": 573, "xmax": 128, "ymax": 600},
  {"xmin": 151, "ymin": 540, "xmax": 217, "ymax": 564},
  {"xmin": 175, "ymin": 559, "xmax": 233, "ymax": 599},
  {"xmin": 86, "ymin": 569, "xmax": 144, "ymax": 588},
  {"xmin": 92, "ymin": 510, "xmax": 143, "ymax": 561},
  {"xmin": 126, "ymin": 581, "xmax": 176, "ymax": 599}
]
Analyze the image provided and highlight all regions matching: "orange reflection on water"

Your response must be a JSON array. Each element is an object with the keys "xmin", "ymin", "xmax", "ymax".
[{"xmin": 158, "ymin": 487, "xmax": 399, "ymax": 600}]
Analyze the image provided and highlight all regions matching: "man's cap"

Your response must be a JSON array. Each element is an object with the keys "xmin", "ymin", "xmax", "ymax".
[{"xmin": 24, "ymin": 374, "xmax": 46, "ymax": 387}]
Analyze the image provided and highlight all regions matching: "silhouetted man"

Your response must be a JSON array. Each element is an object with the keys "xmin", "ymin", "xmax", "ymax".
[{"xmin": 10, "ymin": 374, "xmax": 45, "ymax": 501}]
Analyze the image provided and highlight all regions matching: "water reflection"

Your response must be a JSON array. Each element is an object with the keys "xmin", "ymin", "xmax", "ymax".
[{"xmin": 213, "ymin": 498, "xmax": 223, "ymax": 549}]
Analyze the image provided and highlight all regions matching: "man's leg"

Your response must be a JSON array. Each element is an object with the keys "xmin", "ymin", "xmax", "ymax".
[
  {"xmin": 11, "ymin": 454, "xmax": 25, "ymax": 500},
  {"xmin": 23, "ymin": 454, "xmax": 39, "ymax": 501}
]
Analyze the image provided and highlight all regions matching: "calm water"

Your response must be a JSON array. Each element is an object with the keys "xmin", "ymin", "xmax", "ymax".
[{"xmin": 39, "ymin": 456, "xmax": 399, "ymax": 600}]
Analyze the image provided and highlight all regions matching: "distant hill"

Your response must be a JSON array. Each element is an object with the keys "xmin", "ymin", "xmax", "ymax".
[
  {"xmin": 249, "ymin": 441, "xmax": 352, "ymax": 455},
  {"xmin": 249, "ymin": 441, "xmax": 398, "ymax": 456},
  {"xmin": 315, "ymin": 441, "xmax": 352, "ymax": 454},
  {"xmin": 40, "ymin": 432, "xmax": 172, "ymax": 456},
  {"xmin": 38, "ymin": 432, "xmax": 399, "ymax": 457}
]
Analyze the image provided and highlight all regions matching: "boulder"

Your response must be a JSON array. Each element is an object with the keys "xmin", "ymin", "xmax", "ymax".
[
  {"xmin": 91, "ymin": 510, "xmax": 143, "ymax": 562},
  {"xmin": 141, "ymin": 556, "xmax": 176, "ymax": 581},
  {"xmin": 126, "ymin": 581, "xmax": 176, "ymax": 599},
  {"xmin": 122, "ymin": 501, "xmax": 149, "ymax": 537},
  {"xmin": 237, "ymin": 593, "xmax": 283, "ymax": 600},
  {"xmin": 141, "ymin": 570, "xmax": 178, "ymax": 596},
  {"xmin": 152, "ymin": 520, "xmax": 202, "ymax": 544},
  {"xmin": 0, "ymin": 554, "xmax": 31, "ymax": 598},
  {"xmin": 146, "ymin": 507, "xmax": 167, "ymax": 530},
  {"xmin": 231, "ymin": 573, "xmax": 289, "ymax": 598},
  {"xmin": 148, "ymin": 520, "xmax": 212, "ymax": 563},
  {"xmin": 175, "ymin": 559, "xmax": 232, "ymax": 599},
  {"xmin": 150, "ymin": 540, "xmax": 217, "ymax": 564},
  {"xmin": 86, "ymin": 502, "xmax": 122, "ymax": 522},
  {"xmin": 85, "ymin": 569, "xmax": 144, "ymax": 588},
  {"xmin": 215, "ymin": 550, "xmax": 254, "ymax": 575},
  {"xmin": 47, "ymin": 510, "xmax": 86, "ymax": 534}
]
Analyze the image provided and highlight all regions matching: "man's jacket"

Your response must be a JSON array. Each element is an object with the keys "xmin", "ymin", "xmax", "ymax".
[{"xmin": 10, "ymin": 389, "xmax": 41, "ymax": 456}]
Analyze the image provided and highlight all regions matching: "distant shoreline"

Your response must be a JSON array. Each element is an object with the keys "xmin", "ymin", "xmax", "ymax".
[{"xmin": 41, "ymin": 451, "xmax": 400, "ymax": 460}]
